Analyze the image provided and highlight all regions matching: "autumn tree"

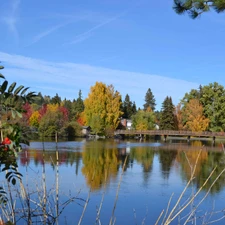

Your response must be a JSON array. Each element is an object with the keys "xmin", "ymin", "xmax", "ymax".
[
  {"xmin": 29, "ymin": 111, "xmax": 40, "ymax": 128},
  {"xmin": 62, "ymin": 98, "xmax": 73, "ymax": 120},
  {"xmin": 38, "ymin": 104, "xmax": 69, "ymax": 137},
  {"xmin": 175, "ymin": 103, "xmax": 184, "ymax": 130},
  {"xmin": 160, "ymin": 96, "xmax": 177, "ymax": 130},
  {"xmin": 131, "ymin": 109, "xmax": 156, "ymax": 130},
  {"xmin": 181, "ymin": 88, "xmax": 201, "ymax": 107},
  {"xmin": 182, "ymin": 82, "xmax": 225, "ymax": 131},
  {"xmin": 22, "ymin": 103, "xmax": 33, "ymax": 125},
  {"xmin": 84, "ymin": 82, "xmax": 123, "ymax": 135},
  {"xmin": 184, "ymin": 99, "xmax": 209, "ymax": 131},
  {"xmin": 173, "ymin": 0, "xmax": 225, "ymax": 19},
  {"xmin": 143, "ymin": 88, "xmax": 156, "ymax": 111}
]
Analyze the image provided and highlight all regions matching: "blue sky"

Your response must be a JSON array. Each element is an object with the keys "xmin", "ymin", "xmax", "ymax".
[{"xmin": 0, "ymin": 0, "xmax": 225, "ymax": 110}]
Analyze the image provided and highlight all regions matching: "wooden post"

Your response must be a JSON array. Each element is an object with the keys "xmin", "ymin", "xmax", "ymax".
[
  {"xmin": 213, "ymin": 136, "xmax": 216, "ymax": 146},
  {"xmin": 164, "ymin": 135, "xmax": 167, "ymax": 142},
  {"xmin": 187, "ymin": 136, "xmax": 190, "ymax": 143}
]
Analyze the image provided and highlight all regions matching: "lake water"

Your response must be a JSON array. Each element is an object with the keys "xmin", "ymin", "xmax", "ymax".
[{"xmin": 2, "ymin": 138, "xmax": 225, "ymax": 225}]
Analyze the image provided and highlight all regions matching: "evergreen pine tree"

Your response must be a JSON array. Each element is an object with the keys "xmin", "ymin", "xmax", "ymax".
[
  {"xmin": 76, "ymin": 90, "xmax": 84, "ymax": 113},
  {"xmin": 173, "ymin": 0, "xmax": 225, "ymax": 19},
  {"xmin": 51, "ymin": 93, "xmax": 61, "ymax": 105},
  {"xmin": 160, "ymin": 96, "xmax": 176, "ymax": 130},
  {"xmin": 132, "ymin": 101, "xmax": 137, "ymax": 115},
  {"xmin": 72, "ymin": 90, "xmax": 84, "ymax": 119},
  {"xmin": 143, "ymin": 88, "xmax": 156, "ymax": 111},
  {"xmin": 122, "ymin": 94, "xmax": 135, "ymax": 119}
]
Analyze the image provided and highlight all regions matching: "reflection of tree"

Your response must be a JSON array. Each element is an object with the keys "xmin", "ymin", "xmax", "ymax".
[
  {"xmin": 197, "ymin": 151, "xmax": 225, "ymax": 193},
  {"xmin": 130, "ymin": 147, "xmax": 154, "ymax": 182},
  {"xmin": 177, "ymin": 149, "xmax": 208, "ymax": 182},
  {"xmin": 82, "ymin": 141, "xmax": 120, "ymax": 191},
  {"xmin": 19, "ymin": 149, "xmax": 82, "ymax": 172},
  {"xmin": 158, "ymin": 149, "xmax": 177, "ymax": 179}
]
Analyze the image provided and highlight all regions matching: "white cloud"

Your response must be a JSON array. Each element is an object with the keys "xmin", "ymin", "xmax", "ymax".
[
  {"xmin": 64, "ymin": 10, "xmax": 127, "ymax": 45},
  {"xmin": 28, "ymin": 13, "xmax": 92, "ymax": 46},
  {"xmin": 1, "ymin": 0, "xmax": 20, "ymax": 39},
  {"xmin": 0, "ymin": 51, "xmax": 199, "ymax": 109}
]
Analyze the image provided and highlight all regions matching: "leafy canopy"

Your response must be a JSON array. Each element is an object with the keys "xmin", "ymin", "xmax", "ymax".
[{"xmin": 84, "ymin": 82, "xmax": 123, "ymax": 134}]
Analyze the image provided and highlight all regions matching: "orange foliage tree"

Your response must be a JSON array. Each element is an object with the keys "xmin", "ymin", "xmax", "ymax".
[
  {"xmin": 184, "ymin": 99, "xmax": 209, "ymax": 132},
  {"xmin": 175, "ymin": 103, "xmax": 184, "ymax": 130}
]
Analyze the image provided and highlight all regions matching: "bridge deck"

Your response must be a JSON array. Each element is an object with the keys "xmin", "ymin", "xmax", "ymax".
[{"xmin": 114, "ymin": 130, "xmax": 225, "ymax": 137}]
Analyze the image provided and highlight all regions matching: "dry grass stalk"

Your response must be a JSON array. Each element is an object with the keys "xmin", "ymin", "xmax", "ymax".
[
  {"xmin": 162, "ymin": 150, "xmax": 202, "ymax": 225},
  {"xmin": 154, "ymin": 148, "xmax": 225, "ymax": 225},
  {"xmin": 95, "ymin": 169, "xmax": 108, "ymax": 225},
  {"xmin": 109, "ymin": 155, "xmax": 128, "ymax": 225}
]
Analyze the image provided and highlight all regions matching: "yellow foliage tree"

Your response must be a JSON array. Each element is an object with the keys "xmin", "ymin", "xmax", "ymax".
[
  {"xmin": 47, "ymin": 103, "xmax": 59, "ymax": 112},
  {"xmin": 84, "ymin": 82, "xmax": 123, "ymax": 134},
  {"xmin": 184, "ymin": 99, "xmax": 209, "ymax": 132},
  {"xmin": 29, "ymin": 111, "xmax": 40, "ymax": 128}
]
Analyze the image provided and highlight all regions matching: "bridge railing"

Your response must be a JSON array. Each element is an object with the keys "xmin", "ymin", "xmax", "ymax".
[{"xmin": 114, "ymin": 129, "xmax": 225, "ymax": 137}]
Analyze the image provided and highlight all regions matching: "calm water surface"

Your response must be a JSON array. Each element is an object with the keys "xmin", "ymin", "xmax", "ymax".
[{"xmin": 9, "ymin": 139, "xmax": 225, "ymax": 224}]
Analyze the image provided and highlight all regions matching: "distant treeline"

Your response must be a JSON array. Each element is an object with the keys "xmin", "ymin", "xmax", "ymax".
[{"xmin": 18, "ymin": 81, "xmax": 225, "ymax": 138}]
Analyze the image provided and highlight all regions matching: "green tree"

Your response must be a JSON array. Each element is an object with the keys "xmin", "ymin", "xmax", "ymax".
[
  {"xmin": 34, "ymin": 92, "xmax": 45, "ymax": 106},
  {"xmin": 143, "ymin": 88, "xmax": 156, "ymax": 111},
  {"xmin": 39, "ymin": 109, "xmax": 65, "ymax": 137},
  {"xmin": 181, "ymin": 88, "xmax": 201, "ymax": 107},
  {"xmin": 173, "ymin": 0, "xmax": 225, "ymax": 19},
  {"xmin": 200, "ymin": 82, "xmax": 225, "ymax": 131},
  {"xmin": 122, "ymin": 94, "xmax": 136, "ymax": 119},
  {"xmin": 132, "ymin": 109, "xmax": 156, "ymax": 130},
  {"xmin": 84, "ymin": 82, "xmax": 123, "ymax": 135},
  {"xmin": 65, "ymin": 121, "xmax": 82, "ymax": 137},
  {"xmin": 180, "ymin": 82, "xmax": 225, "ymax": 131},
  {"xmin": 76, "ymin": 90, "xmax": 84, "ymax": 114},
  {"xmin": 71, "ymin": 90, "xmax": 85, "ymax": 120},
  {"xmin": 160, "ymin": 96, "xmax": 177, "ymax": 130},
  {"xmin": 50, "ymin": 93, "xmax": 61, "ymax": 105}
]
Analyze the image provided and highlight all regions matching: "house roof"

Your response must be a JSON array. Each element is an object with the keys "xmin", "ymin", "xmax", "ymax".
[{"xmin": 82, "ymin": 126, "xmax": 91, "ymax": 129}]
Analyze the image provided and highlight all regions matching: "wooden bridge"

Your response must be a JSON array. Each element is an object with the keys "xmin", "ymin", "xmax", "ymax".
[{"xmin": 114, "ymin": 130, "xmax": 225, "ymax": 143}]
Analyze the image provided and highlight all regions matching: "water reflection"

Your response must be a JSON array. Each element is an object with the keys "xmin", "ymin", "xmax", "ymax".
[
  {"xmin": 158, "ymin": 149, "xmax": 177, "ymax": 179},
  {"xmin": 19, "ymin": 139, "xmax": 225, "ymax": 194},
  {"xmin": 20, "ymin": 147, "xmax": 82, "ymax": 175},
  {"xmin": 130, "ymin": 146, "xmax": 154, "ymax": 183},
  {"xmin": 81, "ymin": 141, "xmax": 120, "ymax": 190}
]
